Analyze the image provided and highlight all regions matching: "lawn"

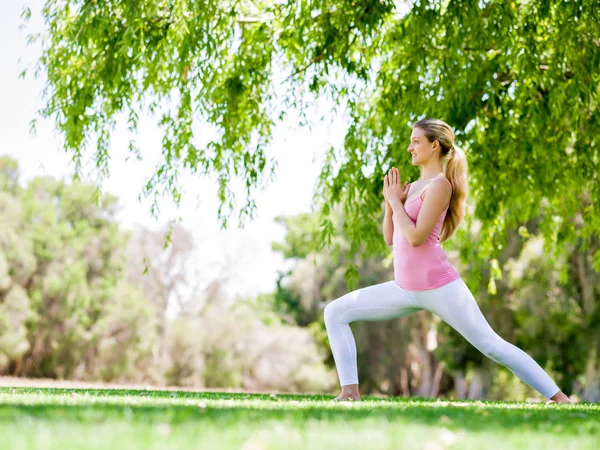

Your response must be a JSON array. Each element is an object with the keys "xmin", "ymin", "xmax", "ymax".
[{"xmin": 1, "ymin": 387, "xmax": 598, "ymax": 449}]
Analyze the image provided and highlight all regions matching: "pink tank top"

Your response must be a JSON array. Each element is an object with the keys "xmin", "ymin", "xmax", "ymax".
[{"xmin": 392, "ymin": 179, "xmax": 460, "ymax": 291}]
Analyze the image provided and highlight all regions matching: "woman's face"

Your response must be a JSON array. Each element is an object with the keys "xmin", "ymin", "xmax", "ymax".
[{"xmin": 407, "ymin": 127, "xmax": 438, "ymax": 166}]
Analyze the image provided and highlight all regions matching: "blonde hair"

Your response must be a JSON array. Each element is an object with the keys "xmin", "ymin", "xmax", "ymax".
[{"xmin": 413, "ymin": 118, "xmax": 468, "ymax": 242}]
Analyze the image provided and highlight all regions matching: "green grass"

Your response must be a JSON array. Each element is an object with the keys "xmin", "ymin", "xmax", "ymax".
[{"xmin": 1, "ymin": 387, "xmax": 599, "ymax": 449}]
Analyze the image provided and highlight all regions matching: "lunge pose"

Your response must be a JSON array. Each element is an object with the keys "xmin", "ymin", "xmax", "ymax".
[{"xmin": 324, "ymin": 118, "xmax": 571, "ymax": 404}]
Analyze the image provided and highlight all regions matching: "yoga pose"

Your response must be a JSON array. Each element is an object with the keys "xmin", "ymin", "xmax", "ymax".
[{"xmin": 324, "ymin": 118, "xmax": 571, "ymax": 404}]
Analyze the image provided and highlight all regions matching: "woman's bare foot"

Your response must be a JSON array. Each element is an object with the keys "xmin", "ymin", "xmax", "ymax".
[
  {"xmin": 332, "ymin": 384, "xmax": 361, "ymax": 402},
  {"xmin": 332, "ymin": 394, "xmax": 361, "ymax": 401},
  {"xmin": 547, "ymin": 391, "xmax": 572, "ymax": 404}
]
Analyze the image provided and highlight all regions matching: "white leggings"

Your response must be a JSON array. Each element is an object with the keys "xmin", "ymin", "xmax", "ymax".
[{"xmin": 323, "ymin": 277, "xmax": 561, "ymax": 399}]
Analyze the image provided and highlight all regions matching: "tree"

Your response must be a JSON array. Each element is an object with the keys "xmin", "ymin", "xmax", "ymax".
[
  {"xmin": 21, "ymin": 1, "xmax": 600, "ymax": 290},
  {"xmin": 1, "ymin": 156, "xmax": 336, "ymax": 392},
  {"xmin": 0, "ymin": 157, "xmax": 160, "ymax": 381}
]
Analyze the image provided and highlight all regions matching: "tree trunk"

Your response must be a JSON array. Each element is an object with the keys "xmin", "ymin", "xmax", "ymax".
[
  {"xmin": 583, "ymin": 347, "xmax": 600, "ymax": 402},
  {"xmin": 400, "ymin": 367, "xmax": 410, "ymax": 397},
  {"xmin": 430, "ymin": 361, "xmax": 444, "ymax": 397},
  {"xmin": 453, "ymin": 370, "xmax": 468, "ymax": 399},
  {"xmin": 467, "ymin": 368, "xmax": 491, "ymax": 399},
  {"xmin": 413, "ymin": 316, "xmax": 433, "ymax": 397}
]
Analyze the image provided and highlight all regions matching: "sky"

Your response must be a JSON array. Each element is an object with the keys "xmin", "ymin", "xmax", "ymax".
[{"xmin": 0, "ymin": 1, "xmax": 349, "ymax": 301}]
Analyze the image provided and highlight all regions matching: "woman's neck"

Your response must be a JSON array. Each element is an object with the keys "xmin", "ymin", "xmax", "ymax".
[
  {"xmin": 419, "ymin": 172, "xmax": 444, "ymax": 181},
  {"xmin": 420, "ymin": 162, "xmax": 444, "ymax": 180}
]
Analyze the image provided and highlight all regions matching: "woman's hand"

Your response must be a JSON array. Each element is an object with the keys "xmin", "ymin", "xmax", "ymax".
[{"xmin": 383, "ymin": 167, "xmax": 409, "ymax": 208}]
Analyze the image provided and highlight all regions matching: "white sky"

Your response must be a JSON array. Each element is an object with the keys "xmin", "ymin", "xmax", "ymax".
[{"xmin": 0, "ymin": 1, "xmax": 348, "ymax": 301}]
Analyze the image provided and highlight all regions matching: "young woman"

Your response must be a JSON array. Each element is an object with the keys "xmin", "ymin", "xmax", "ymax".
[{"xmin": 324, "ymin": 118, "xmax": 571, "ymax": 404}]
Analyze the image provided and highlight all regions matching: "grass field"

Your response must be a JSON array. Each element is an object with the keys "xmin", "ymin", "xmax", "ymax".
[{"xmin": 1, "ymin": 386, "xmax": 599, "ymax": 450}]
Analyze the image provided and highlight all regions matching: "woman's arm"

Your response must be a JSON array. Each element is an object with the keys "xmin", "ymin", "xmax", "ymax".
[
  {"xmin": 390, "ymin": 179, "xmax": 452, "ymax": 247},
  {"xmin": 382, "ymin": 168, "xmax": 408, "ymax": 246},
  {"xmin": 383, "ymin": 201, "xmax": 394, "ymax": 245}
]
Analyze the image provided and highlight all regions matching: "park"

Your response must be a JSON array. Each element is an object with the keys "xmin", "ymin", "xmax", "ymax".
[{"xmin": 1, "ymin": 0, "xmax": 599, "ymax": 449}]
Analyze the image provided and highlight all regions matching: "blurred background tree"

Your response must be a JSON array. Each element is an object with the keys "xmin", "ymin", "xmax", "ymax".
[{"xmin": 0, "ymin": 156, "xmax": 336, "ymax": 393}]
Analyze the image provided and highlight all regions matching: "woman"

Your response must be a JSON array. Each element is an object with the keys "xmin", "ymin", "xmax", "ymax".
[{"xmin": 324, "ymin": 118, "xmax": 571, "ymax": 404}]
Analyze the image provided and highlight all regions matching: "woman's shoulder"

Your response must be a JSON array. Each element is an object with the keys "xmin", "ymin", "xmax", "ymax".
[
  {"xmin": 434, "ymin": 176, "xmax": 452, "ymax": 188},
  {"xmin": 423, "ymin": 177, "xmax": 452, "ymax": 202}
]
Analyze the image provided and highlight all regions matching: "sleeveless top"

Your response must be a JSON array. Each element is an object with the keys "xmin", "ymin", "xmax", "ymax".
[{"xmin": 392, "ymin": 178, "xmax": 460, "ymax": 291}]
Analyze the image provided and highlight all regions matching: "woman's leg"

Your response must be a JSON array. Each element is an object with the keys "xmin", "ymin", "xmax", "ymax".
[
  {"xmin": 324, "ymin": 280, "xmax": 422, "ymax": 400},
  {"xmin": 417, "ymin": 278, "xmax": 562, "ymax": 400}
]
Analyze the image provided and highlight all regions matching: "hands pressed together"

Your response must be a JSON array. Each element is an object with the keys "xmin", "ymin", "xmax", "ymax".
[{"xmin": 383, "ymin": 167, "xmax": 410, "ymax": 209}]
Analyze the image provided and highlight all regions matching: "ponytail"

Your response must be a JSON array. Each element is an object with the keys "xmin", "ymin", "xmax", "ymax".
[{"xmin": 441, "ymin": 144, "xmax": 468, "ymax": 242}]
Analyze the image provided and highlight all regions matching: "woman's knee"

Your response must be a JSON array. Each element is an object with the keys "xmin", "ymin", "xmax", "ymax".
[
  {"xmin": 323, "ymin": 299, "xmax": 341, "ymax": 326},
  {"xmin": 324, "ymin": 296, "xmax": 351, "ymax": 326}
]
